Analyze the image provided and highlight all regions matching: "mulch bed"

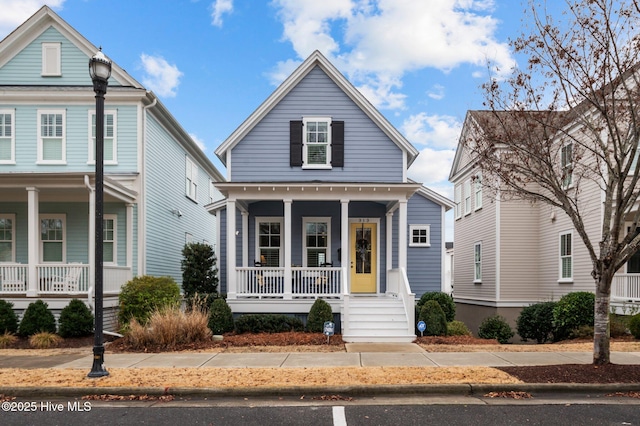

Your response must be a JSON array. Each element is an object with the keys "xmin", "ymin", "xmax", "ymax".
[{"xmin": 499, "ymin": 364, "xmax": 640, "ymax": 384}]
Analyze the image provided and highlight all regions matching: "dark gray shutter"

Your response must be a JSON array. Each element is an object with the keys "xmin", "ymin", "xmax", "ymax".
[
  {"xmin": 331, "ymin": 121, "xmax": 344, "ymax": 167},
  {"xmin": 290, "ymin": 120, "xmax": 303, "ymax": 166}
]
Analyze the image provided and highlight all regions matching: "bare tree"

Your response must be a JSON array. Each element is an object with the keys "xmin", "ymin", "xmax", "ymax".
[{"xmin": 468, "ymin": 0, "xmax": 640, "ymax": 364}]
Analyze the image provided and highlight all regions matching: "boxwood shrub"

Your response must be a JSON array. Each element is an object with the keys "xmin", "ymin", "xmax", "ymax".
[
  {"xmin": 416, "ymin": 292, "xmax": 455, "ymax": 322},
  {"xmin": 58, "ymin": 299, "xmax": 94, "ymax": 338},
  {"xmin": 516, "ymin": 301, "xmax": 557, "ymax": 343},
  {"xmin": 234, "ymin": 314, "xmax": 304, "ymax": 334},
  {"xmin": 118, "ymin": 275, "xmax": 181, "ymax": 329},
  {"xmin": 0, "ymin": 300, "xmax": 18, "ymax": 334},
  {"xmin": 552, "ymin": 292, "xmax": 595, "ymax": 341},
  {"xmin": 18, "ymin": 300, "xmax": 56, "ymax": 337},
  {"xmin": 306, "ymin": 299, "xmax": 333, "ymax": 333},
  {"xmin": 478, "ymin": 315, "xmax": 514, "ymax": 344}
]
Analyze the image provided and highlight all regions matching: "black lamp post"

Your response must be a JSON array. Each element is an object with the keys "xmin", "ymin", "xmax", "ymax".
[{"xmin": 88, "ymin": 48, "xmax": 111, "ymax": 378}]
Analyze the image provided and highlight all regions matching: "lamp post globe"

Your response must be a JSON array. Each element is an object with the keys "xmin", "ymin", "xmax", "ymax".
[{"xmin": 88, "ymin": 48, "xmax": 111, "ymax": 378}]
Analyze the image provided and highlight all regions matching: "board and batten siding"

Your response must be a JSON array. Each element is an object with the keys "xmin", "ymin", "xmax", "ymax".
[
  {"xmin": 0, "ymin": 27, "xmax": 124, "ymax": 87},
  {"xmin": 230, "ymin": 66, "xmax": 404, "ymax": 183},
  {"xmin": 405, "ymin": 193, "xmax": 444, "ymax": 297},
  {"xmin": 144, "ymin": 115, "xmax": 216, "ymax": 285}
]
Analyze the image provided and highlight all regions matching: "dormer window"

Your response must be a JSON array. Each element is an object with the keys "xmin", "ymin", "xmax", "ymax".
[
  {"xmin": 290, "ymin": 118, "xmax": 344, "ymax": 169},
  {"xmin": 42, "ymin": 42, "xmax": 61, "ymax": 76}
]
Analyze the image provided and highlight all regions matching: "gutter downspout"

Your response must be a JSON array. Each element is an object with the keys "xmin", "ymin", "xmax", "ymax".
[{"xmin": 139, "ymin": 95, "xmax": 157, "ymax": 276}]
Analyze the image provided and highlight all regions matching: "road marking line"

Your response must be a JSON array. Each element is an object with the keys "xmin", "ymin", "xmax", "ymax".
[{"xmin": 333, "ymin": 406, "xmax": 347, "ymax": 426}]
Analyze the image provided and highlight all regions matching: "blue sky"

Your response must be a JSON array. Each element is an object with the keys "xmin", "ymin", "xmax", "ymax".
[{"xmin": 0, "ymin": 0, "xmax": 555, "ymax": 240}]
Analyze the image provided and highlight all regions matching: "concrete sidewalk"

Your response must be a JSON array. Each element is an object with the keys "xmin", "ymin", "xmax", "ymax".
[{"xmin": 2, "ymin": 343, "xmax": 640, "ymax": 370}]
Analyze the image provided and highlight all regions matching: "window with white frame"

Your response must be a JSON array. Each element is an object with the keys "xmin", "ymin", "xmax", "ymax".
[
  {"xmin": 88, "ymin": 110, "xmax": 117, "ymax": 164},
  {"xmin": 186, "ymin": 157, "xmax": 198, "ymax": 201},
  {"xmin": 454, "ymin": 184, "xmax": 461, "ymax": 219},
  {"xmin": 474, "ymin": 173, "xmax": 483, "ymax": 210},
  {"xmin": 38, "ymin": 110, "xmax": 65, "ymax": 164},
  {"xmin": 103, "ymin": 215, "xmax": 116, "ymax": 264},
  {"xmin": 303, "ymin": 117, "xmax": 331, "ymax": 168},
  {"xmin": 257, "ymin": 218, "xmax": 282, "ymax": 267},
  {"xmin": 559, "ymin": 231, "xmax": 573, "ymax": 281},
  {"xmin": 409, "ymin": 225, "xmax": 430, "ymax": 247},
  {"xmin": 464, "ymin": 179, "xmax": 472, "ymax": 215},
  {"xmin": 40, "ymin": 215, "xmax": 65, "ymax": 262},
  {"xmin": 303, "ymin": 218, "xmax": 330, "ymax": 267},
  {"xmin": 474, "ymin": 242, "xmax": 482, "ymax": 282},
  {"xmin": 0, "ymin": 110, "xmax": 15, "ymax": 164},
  {"xmin": 41, "ymin": 42, "xmax": 61, "ymax": 76},
  {"xmin": 0, "ymin": 214, "xmax": 15, "ymax": 262},
  {"xmin": 561, "ymin": 143, "xmax": 573, "ymax": 188}
]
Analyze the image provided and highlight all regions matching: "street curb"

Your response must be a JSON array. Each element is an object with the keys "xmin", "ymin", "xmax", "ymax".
[{"xmin": 2, "ymin": 383, "xmax": 639, "ymax": 398}]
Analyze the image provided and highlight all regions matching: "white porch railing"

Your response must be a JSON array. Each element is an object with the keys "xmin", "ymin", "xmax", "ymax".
[
  {"xmin": 37, "ymin": 264, "xmax": 90, "ymax": 293},
  {"xmin": 612, "ymin": 274, "xmax": 640, "ymax": 301},
  {"xmin": 387, "ymin": 268, "xmax": 416, "ymax": 336},
  {"xmin": 0, "ymin": 264, "xmax": 28, "ymax": 292},
  {"xmin": 234, "ymin": 266, "xmax": 343, "ymax": 299},
  {"xmin": 104, "ymin": 265, "xmax": 133, "ymax": 293}
]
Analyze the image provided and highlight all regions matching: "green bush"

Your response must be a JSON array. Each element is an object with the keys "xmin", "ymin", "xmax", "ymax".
[
  {"xmin": 478, "ymin": 315, "xmax": 514, "ymax": 344},
  {"xmin": 234, "ymin": 314, "xmax": 304, "ymax": 334},
  {"xmin": 208, "ymin": 298, "xmax": 234, "ymax": 335},
  {"xmin": 552, "ymin": 292, "xmax": 595, "ymax": 341},
  {"xmin": 181, "ymin": 243, "xmax": 218, "ymax": 303},
  {"xmin": 516, "ymin": 302, "xmax": 557, "ymax": 343},
  {"xmin": 629, "ymin": 313, "xmax": 640, "ymax": 339},
  {"xmin": 418, "ymin": 300, "xmax": 447, "ymax": 336},
  {"xmin": 58, "ymin": 300, "xmax": 94, "ymax": 338},
  {"xmin": 306, "ymin": 299, "xmax": 333, "ymax": 333},
  {"xmin": 118, "ymin": 275, "xmax": 181, "ymax": 328},
  {"xmin": 0, "ymin": 300, "xmax": 18, "ymax": 334},
  {"xmin": 610, "ymin": 314, "xmax": 629, "ymax": 338},
  {"xmin": 417, "ymin": 292, "xmax": 455, "ymax": 322},
  {"xmin": 18, "ymin": 300, "xmax": 56, "ymax": 337},
  {"xmin": 447, "ymin": 320, "xmax": 472, "ymax": 336}
]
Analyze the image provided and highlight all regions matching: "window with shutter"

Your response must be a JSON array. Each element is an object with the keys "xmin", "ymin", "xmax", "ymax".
[{"xmin": 290, "ymin": 118, "xmax": 344, "ymax": 168}]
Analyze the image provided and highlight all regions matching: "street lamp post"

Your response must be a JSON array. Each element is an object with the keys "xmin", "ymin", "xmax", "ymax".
[{"xmin": 88, "ymin": 48, "xmax": 111, "ymax": 378}]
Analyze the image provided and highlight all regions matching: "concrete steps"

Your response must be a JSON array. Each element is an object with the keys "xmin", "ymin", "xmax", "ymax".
[{"xmin": 342, "ymin": 296, "xmax": 416, "ymax": 343}]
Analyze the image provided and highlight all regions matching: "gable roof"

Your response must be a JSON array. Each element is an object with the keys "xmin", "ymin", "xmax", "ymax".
[
  {"xmin": 215, "ymin": 50, "xmax": 420, "ymax": 167},
  {"xmin": 0, "ymin": 5, "xmax": 143, "ymax": 89}
]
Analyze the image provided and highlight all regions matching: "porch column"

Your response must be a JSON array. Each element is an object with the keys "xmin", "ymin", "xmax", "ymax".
[
  {"xmin": 226, "ymin": 199, "xmax": 237, "ymax": 299},
  {"xmin": 126, "ymin": 203, "xmax": 134, "ymax": 277},
  {"xmin": 283, "ymin": 199, "xmax": 292, "ymax": 299},
  {"xmin": 398, "ymin": 199, "xmax": 408, "ymax": 270},
  {"xmin": 241, "ymin": 211, "xmax": 248, "ymax": 267},
  {"xmin": 386, "ymin": 210, "xmax": 394, "ymax": 270},
  {"xmin": 341, "ymin": 200, "xmax": 349, "ymax": 292},
  {"xmin": 26, "ymin": 187, "xmax": 39, "ymax": 296}
]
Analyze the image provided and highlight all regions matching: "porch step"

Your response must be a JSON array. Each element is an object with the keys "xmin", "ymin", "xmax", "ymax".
[{"xmin": 342, "ymin": 297, "xmax": 416, "ymax": 343}]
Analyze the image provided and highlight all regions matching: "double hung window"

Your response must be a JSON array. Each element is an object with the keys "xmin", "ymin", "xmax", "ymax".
[
  {"xmin": 474, "ymin": 242, "xmax": 482, "ymax": 282},
  {"xmin": 89, "ymin": 111, "xmax": 117, "ymax": 164},
  {"xmin": 304, "ymin": 218, "xmax": 330, "ymax": 266},
  {"xmin": 38, "ymin": 110, "xmax": 65, "ymax": 164},
  {"xmin": 0, "ymin": 110, "xmax": 14, "ymax": 164},
  {"xmin": 40, "ymin": 215, "xmax": 65, "ymax": 262},
  {"xmin": 561, "ymin": 143, "xmax": 573, "ymax": 188},
  {"xmin": 186, "ymin": 157, "xmax": 198, "ymax": 201},
  {"xmin": 0, "ymin": 215, "xmax": 15, "ymax": 262},
  {"xmin": 303, "ymin": 117, "xmax": 331, "ymax": 168},
  {"xmin": 257, "ymin": 218, "xmax": 282, "ymax": 267},
  {"xmin": 103, "ymin": 216, "xmax": 116, "ymax": 264},
  {"xmin": 559, "ymin": 231, "xmax": 573, "ymax": 281}
]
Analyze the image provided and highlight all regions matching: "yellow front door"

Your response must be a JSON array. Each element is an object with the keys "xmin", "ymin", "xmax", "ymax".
[{"xmin": 350, "ymin": 222, "xmax": 377, "ymax": 293}]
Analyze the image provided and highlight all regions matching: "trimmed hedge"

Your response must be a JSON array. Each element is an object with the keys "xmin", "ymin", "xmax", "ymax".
[
  {"xmin": 0, "ymin": 300, "xmax": 18, "ymax": 334},
  {"xmin": 630, "ymin": 313, "xmax": 640, "ymax": 339},
  {"xmin": 418, "ymin": 300, "xmax": 447, "ymax": 336},
  {"xmin": 306, "ymin": 299, "xmax": 333, "ymax": 332},
  {"xmin": 234, "ymin": 314, "xmax": 304, "ymax": 334},
  {"xmin": 552, "ymin": 292, "xmax": 595, "ymax": 341},
  {"xmin": 18, "ymin": 300, "xmax": 56, "ymax": 337},
  {"xmin": 208, "ymin": 298, "xmax": 235, "ymax": 335},
  {"xmin": 58, "ymin": 299, "xmax": 94, "ymax": 338},
  {"xmin": 516, "ymin": 301, "xmax": 557, "ymax": 343},
  {"xmin": 478, "ymin": 315, "xmax": 514, "ymax": 344},
  {"xmin": 416, "ymin": 292, "xmax": 455, "ymax": 322}
]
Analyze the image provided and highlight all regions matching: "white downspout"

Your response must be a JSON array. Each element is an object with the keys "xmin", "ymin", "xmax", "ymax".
[{"xmin": 139, "ymin": 96, "xmax": 157, "ymax": 276}]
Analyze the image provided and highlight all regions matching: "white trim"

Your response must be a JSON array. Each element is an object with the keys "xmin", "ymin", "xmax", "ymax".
[
  {"xmin": 454, "ymin": 184, "xmax": 461, "ymax": 219},
  {"xmin": 41, "ymin": 42, "xmax": 61, "ymax": 76},
  {"xmin": 87, "ymin": 110, "xmax": 118, "ymax": 165},
  {"xmin": 463, "ymin": 179, "xmax": 472, "ymax": 216},
  {"xmin": 473, "ymin": 241, "xmax": 482, "ymax": 283},
  {"xmin": 103, "ymin": 214, "xmax": 117, "ymax": 265},
  {"xmin": 302, "ymin": 217, "xmax": 331, "ymax": 266},
  {"xmin": 185, "ymin": 156, "xmax": 198, "ymax": 202},
  {"xmin": 559, "ymin": 230, "xmax": 573, "ymax": 282},
  {"xmin": 302, "ymin": 116, "xmax": 332, "ymax": 169},
  {"xmin": 0, "ymin": 213, "xmax": 16, "ymax": 262},
  {"xmin": 255, "ymin": 216, "xmax": 284, "ymax": 267},
  {"xmin": 39, "ymin": 214, "xmax": 66, "ymax": 263},
  {"xmin": 37, "ymin": 109, "xmax": 66, "ymax": 164},
  {"xmin": 0, "ymin": 109, "xmax": 15, "ymax": 164},
  {"xmin": 409, "ymin": 224, "xmax": 431, "ymax": 247}
]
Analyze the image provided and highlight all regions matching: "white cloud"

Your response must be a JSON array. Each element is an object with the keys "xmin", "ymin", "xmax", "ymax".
[
  {"xmin": 271, "ymin": 0, "xmax": 514, "ymax": 110},
  {"xmin": 140, "ymin": 53, "xmax": 183, "ymax": 98},
  {"xmin": 0, "ymin": 0, "xmax": 65, "ymax": 38},
  {"xmin": 427, "ymin": 84, "xmax": 445, "ymax": 100},
  {"xmin": 408, "ymin": 147, "xmax": 456, "ymax": 185},
  {"xmin": 402, "ymin": 113, "xmax": 461, "ymax": 149},
  {"xmin": 189, "ymin": 133, "xmax": 206, "ymax": 151},
  {"xmin": 211, "ymin": 0, "xmax": 233, "ymax": 27}
]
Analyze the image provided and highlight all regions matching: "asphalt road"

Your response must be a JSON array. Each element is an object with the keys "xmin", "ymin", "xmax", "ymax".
[{"xmin": 2, "ymin": 395, "xmax": 640, "ymax": 426}]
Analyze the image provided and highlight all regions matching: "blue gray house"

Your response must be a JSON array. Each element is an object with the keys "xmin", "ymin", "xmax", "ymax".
[
  {"xmin": 208, "ymin": 51, "xmax": 454, "ymax": 342},
  {"xmin": 0, "ymin": 6, "xmax": 224, "ymax": 328}
]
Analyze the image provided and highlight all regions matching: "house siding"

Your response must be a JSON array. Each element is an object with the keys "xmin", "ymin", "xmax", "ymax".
[{"xmin": 230, "ymin": 66, "xmax": 404, "ymax": 183}]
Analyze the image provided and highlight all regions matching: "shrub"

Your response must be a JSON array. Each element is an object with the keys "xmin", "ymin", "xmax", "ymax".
[
  {"xmin": 0, "ymin": 332, "xmax": 17, "ymax": 349},
  {"xmin": 0, "ymin": 299, "xmax": 18, "ymax": 334},
  {"xmin": 516, "ymin": 302, "xmax": 557, "ymax": 343},
  {"xmin": 181, "ymin": 243, "xmax": 218, "ymax": 303},
  {"xmin": 18, "ymin": 300, "xmax": 56, "ymax": 337},
  {"xmin": 124, "ymin": 305, "xmax": 212, "ymax": 350},
  {"xmin": 478, "ymin": 315, "xmax": 514, "ymax": 344},
  {"xmin": 58, "ymin": 299, "xmax": 94, "ymax": 338},
  {"xmin": 234, "ymin": 314, "xmax": 304, "ymax": 334},
  {"xmin": 629, "ymin": 313, "xmax": 640, "ymax": 339},
  {"xmin": 610, "ymin": 314, "xmax": 629, "ymax": 338},
  {"xmin": 29, "ymin": 331, "xmax": 61, "ymax": 349},
  {"xmin": 118, "ymin": 275, "xmax": 181, "ymax": 328},
  {"xmin": 418, "ymin": 300, "xmax": 447, "ymax": 336},
  {"xmin": 447, "ymin": 320, "xmax": 472, "ymax": 336},
  {"xmin": 417, "ymin": 292, "xmax": 456, "ymax": 322},
  {"xmin": 208, "ymin": 298, "xmax": 234, "ymax": 335},
  {"xmin": 552, "ymin": 292, "xmax": 595, "ymax": 341},
  {"xmin": 306, "ymin": 299, "xmax": 333, "ymax": 333}
]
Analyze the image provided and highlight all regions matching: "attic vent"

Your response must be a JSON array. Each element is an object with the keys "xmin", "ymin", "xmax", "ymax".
[{"xmin": 42, "ymin": 42, "xmax": 61, "ymax": 76}]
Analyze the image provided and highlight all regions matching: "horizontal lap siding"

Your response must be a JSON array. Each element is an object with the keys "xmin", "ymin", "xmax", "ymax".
[
  {"xmin": 406, "ymin": 194, "xmax": 443, "ymax": 296},
  {"xmin": 231, "ymin": 67, "xmax": 403, "ymax": 183}
]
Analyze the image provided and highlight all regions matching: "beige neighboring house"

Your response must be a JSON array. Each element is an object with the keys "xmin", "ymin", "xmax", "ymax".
[{"xmin": 448, "ymin": 110, "xmax": 640, "ymax": 335}]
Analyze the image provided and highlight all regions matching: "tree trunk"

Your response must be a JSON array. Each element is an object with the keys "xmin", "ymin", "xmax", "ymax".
[{"xmin": 593, "ymin": 272, "xmax": 612, "ymax": 365}]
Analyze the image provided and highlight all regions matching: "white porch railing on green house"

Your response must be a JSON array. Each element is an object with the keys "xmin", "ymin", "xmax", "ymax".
[
  {"xmin": 0, "ymin": 264, "xmax": 28, "ymax": 292},
  {"xmin": 612, "ymin": 274, "xmax": 640, "ymax": 301},
  {"xmin": 234, "ymin": 266, "xmax": 343, "ymax": 299},
  {"xmin": 37, "ymin": 264, "xmax": 90, "ymax": 293},
  {"xmin": 387, "ymin": 268, "xmax": 416, "ymax": 336},
  {"xmin": 104, "ymin": 265, "xmax": 133, "ymax": 293}
]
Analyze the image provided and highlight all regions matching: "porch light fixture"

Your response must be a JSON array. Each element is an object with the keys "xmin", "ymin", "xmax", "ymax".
[{"xmin": 88, "ymin": 48, "xmax": 111, "ymax": 378}]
